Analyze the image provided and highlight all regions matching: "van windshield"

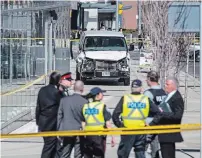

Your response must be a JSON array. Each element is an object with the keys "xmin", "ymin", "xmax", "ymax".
[{"xmin": 84, "ymin": 36, "xmax": 127, "ymax": 51}]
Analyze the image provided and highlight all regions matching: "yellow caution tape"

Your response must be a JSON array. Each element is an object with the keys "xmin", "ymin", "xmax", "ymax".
[
  {"xmin": 0, "ymin": 71, "xmax": 57, "ymax": 96},
  {"xmin": 0, "ymin": 75, "xmax": 46, "ymax": 96},
  {"xmin": 1, "ymin": 124, "xmax": 201, "ymax": 139}
]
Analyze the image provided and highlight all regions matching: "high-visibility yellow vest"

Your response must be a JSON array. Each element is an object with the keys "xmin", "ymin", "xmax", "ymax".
[
  {"xmin": 82, "ymin": 101, "xmax": 105, "ymax": 131},
  {"xmin": 122, "ymin": 94, "xmax": 150, "ymax": 128}
]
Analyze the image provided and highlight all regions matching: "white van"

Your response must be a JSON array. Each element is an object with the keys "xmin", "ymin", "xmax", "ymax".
[{"xmin": 70, "ymin": 31, "xmax": 130, "ymax": 85}]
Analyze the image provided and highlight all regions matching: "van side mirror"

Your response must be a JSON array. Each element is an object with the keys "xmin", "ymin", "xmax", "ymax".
[{"xmin": 70, "ymin": 40, "xmax": 80, "ymax": 59}]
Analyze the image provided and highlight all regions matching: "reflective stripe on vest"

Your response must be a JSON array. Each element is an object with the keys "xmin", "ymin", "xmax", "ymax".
[
  {"xmin": 122, "ymin": 94, "xmax": 150, "ymax": 128},
  {"xmin": 83, "ymin": 102, "xmax": 105, "ymax": 130},
  {"xmin": 122, "ymin": 94, "xmax": 147, "ymax": 120}
]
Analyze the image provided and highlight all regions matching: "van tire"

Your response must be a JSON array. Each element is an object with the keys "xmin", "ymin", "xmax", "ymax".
[
  {"xmin": 124, "ymin": 77, "xmax": 130, "ymax": 86},
  {"xmin": 76, "ymin": 68, "xmax": 80, "ymax": 80}
]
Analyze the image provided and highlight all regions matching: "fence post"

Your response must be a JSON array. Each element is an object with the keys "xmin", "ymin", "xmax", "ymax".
[
  {"xmin": 193, "ymin": 34, "xmax": 196, "ymax": 89},
  {"xmin": 45, "ymin": 21, "xmax": 49, "ymax": 85},
  {"xmin": 184, "ymin": 46, "xmax": 190, "ymax": 110},
  {"xmin": 9, "ymin": 39, "xmax": 13, "ymax": 85},
  {"xmin": 53, "ymin": 22, "xmax": 56, "ymax": 71},
  {"xmin": 9, "ymin": 14, "xmax": 13, "ymax": 85},
  {"xmin": 49, "ymin": 22, "xmax": 53, "ymax": 72}
]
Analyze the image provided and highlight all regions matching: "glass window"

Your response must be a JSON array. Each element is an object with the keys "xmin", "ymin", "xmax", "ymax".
[{"xmin": 84, "ymin": 36, "xmax": 127, "ymax": 51}]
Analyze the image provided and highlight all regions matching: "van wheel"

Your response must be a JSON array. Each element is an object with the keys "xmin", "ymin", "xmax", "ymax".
[
  {"xmin": 76, "ymin": 68, "xmax": 80, "ymax": 81},
  {"xmin": 124, "ymin": 77, "xmax": 130, "ymax": 86}
]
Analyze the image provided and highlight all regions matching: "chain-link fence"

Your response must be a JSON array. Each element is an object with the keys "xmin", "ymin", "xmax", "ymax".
[{"xmin": 1, "ymin": 1, "xmax": 73, "ymax": 134}]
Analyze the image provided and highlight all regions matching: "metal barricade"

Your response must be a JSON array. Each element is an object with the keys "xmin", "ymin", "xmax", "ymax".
[{"xmin": 1, "ymin": 1, "xmax": 72, "ymax": 134}]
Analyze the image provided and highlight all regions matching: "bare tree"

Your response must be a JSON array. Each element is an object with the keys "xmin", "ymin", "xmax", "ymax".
[{"xmin": 142, "ymin": 1, "xmax": 193, "ymax": 86}]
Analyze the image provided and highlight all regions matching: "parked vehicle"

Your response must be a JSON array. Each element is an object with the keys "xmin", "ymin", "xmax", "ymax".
[{"xmin": 70, "ymin": 31, "xmax": 130, "ymax": 85}]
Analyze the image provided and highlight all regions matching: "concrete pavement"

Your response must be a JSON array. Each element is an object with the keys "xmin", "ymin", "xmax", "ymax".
[
  {"xmin": 182, "ymin": 61, "xmax": 200, "ymax": 79},
  {"xmin": 1, "ymin": 58, "xmax": 200, "ymax": 158}
]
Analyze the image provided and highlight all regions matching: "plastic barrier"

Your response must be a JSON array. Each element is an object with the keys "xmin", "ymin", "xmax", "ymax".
[{"xmin": 1, "ymin": 124, "xmax": 201, "ymax": 139}]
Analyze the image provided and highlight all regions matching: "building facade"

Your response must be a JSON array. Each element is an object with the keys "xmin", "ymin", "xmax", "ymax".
[{"xmin": 122, "ymin": 1, "xmax": 138, "ymax": 30}]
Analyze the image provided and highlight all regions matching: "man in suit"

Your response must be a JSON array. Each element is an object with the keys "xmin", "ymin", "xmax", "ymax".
[
  {"xmin": 149, "ymin": 77, "xmax": 184, "ymax": 158},
  {"xmin": 35, "ymin": 71, "xmax": 61, "ymax": 158},
  {"xmin": 57, "ymin": 80, "xmax": 88, "ymax": 158}
]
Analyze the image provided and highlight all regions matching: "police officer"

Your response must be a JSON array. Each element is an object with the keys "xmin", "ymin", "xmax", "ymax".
[
  {"xmin": 144, "ymin": 71, "xmax": 167, "ymax": 158},
  {"xmin": 55, "ymin": 72, "xmax": 74, "ymax": 158},
  {"xmin": 112, "ymin": 79, "xmax": 160, "ymax": 158},
  {"xmin": 59, "ymin": 72, "xmax": 74, "ymax": 96},
  {"xmin": 81, "ymin": 87, "xmax": 115, "ymax": 158}
]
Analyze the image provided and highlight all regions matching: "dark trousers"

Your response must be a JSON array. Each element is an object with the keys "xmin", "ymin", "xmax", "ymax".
[
  {"xmin": 41, "ymin": 136, "xmax": 57, "ymax": 158},
  {"xmin": 60, "ymin": 136, "xmax": 84, "ymax": 158},
  {"xmin": 83, "ymin": 136, "xmax": 106, "ymax": 158},
  {"xmin": 160, "ymin": 142, "xmax": 175, "ymax": 158},
  {"xmin": 117, "ymin": 135, "xmax": 146, "ymax": 158},
  {"xmin": 150, "ymin": 136, "xmax": 160, "ymax": 158},
  {"xmin": 55, "ymin": 139, "xmax": 63, "ymax": 158}
]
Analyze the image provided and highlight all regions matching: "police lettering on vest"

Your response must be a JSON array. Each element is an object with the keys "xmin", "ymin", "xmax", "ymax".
[
  {"xmin": 156, "ymin": 95, "xmax": 167, "ymax": 103},
  {"xmin": 85, "ymin": 108, "xmax": 99, "ymax": 115},
  {"xmin": 147, "ymin": 89, "xmax": 167, "ymax": 106},
  {"xmin": 122, "ymin": 94, "xmax": 150, "ymax": 128},
  {"xmin": 83, "ymin": 102, "xmax": 105, "ymax": 131},
  {"xmin": 128, "ymin": 102, "xmax": 146, "ymax": 109}
]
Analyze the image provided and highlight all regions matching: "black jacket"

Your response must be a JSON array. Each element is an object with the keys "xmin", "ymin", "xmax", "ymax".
[
  {"xmin": 35, "ymin": 84, "xmax": 62, "ymax": 131},
  {"xmin": 150, "ymin": 90, "xmax": 184, "ymax": 143},
  {"xmin": 112, "ymin": 92, "xmax": 161, "ymax": 128}
]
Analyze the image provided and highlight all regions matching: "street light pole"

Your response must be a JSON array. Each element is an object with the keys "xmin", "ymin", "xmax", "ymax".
[{"xmin": 116, "ymin": 0, "xmax": 119, "ymax": 32}]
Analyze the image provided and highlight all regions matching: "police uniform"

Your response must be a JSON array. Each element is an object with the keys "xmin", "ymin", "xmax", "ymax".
[
  {"xmin": 59, "ymin": 72, "xmax": 74, "ymax": 97},
  {"xmin": 112, "ymin": 79, "xmax": 160, "ymax": 158},
  {"xmin": 144, "ymin": 84, "xmax": 167, "ymax": 158},
  {"xmin": 82, "ymin": 87, "xmax": 111, "ymax": 158},
  {"xmin": 55, "ymin": 72, "xmax": 74, "ymax": 158}
]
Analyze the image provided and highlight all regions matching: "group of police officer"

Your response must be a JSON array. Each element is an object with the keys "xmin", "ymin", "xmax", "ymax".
[{"xmin": 36, "ymin": 70, "xmax": 184, "ymax": 158}]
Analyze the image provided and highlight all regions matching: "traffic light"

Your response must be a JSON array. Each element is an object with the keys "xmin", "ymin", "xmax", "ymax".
[{"xmin": 118, "ymin": 3, "xmax": 123, "ymax": 14}]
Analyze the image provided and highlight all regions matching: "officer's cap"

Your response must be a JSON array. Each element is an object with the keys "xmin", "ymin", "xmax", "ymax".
[
  {"xmin": 61, "ymin": 72, "xmax": 73, "ymax": 81},
  {"xmin": 131, "ymin": 79, "xmax": 142, "ymax": 88},
  {"xmin": 90, "ymin": 87, "xmax": 106, "ymax": 96}
]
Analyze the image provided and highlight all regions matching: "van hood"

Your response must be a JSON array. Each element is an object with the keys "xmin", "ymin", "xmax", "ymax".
[{"xmin": 85, "ymin": 51, "xmax": 127, "ymax": 61}]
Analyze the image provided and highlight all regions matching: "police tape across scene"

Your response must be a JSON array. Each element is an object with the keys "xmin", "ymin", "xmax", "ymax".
[
  {"xmin": 1, "ymin": 124, "xmax": 201, "ymax": 139},
  {"xmin": 0, "ymin": 70, "xmax": 59, "ymax": 96}
]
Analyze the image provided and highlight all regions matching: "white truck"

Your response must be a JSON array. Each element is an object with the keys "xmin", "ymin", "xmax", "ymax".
[{"xmin": 70, "ymin": 31, "xmax": 130, "ymax": 85}]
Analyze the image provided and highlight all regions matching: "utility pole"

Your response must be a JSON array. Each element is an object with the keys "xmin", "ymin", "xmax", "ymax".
[
  {"xmin": 116, "ymin": 0, "xmax": 119, "ymax": 32},
  {"xmin": 138, "ymin": 0, "xmax": 141, "ymax": 35}
]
